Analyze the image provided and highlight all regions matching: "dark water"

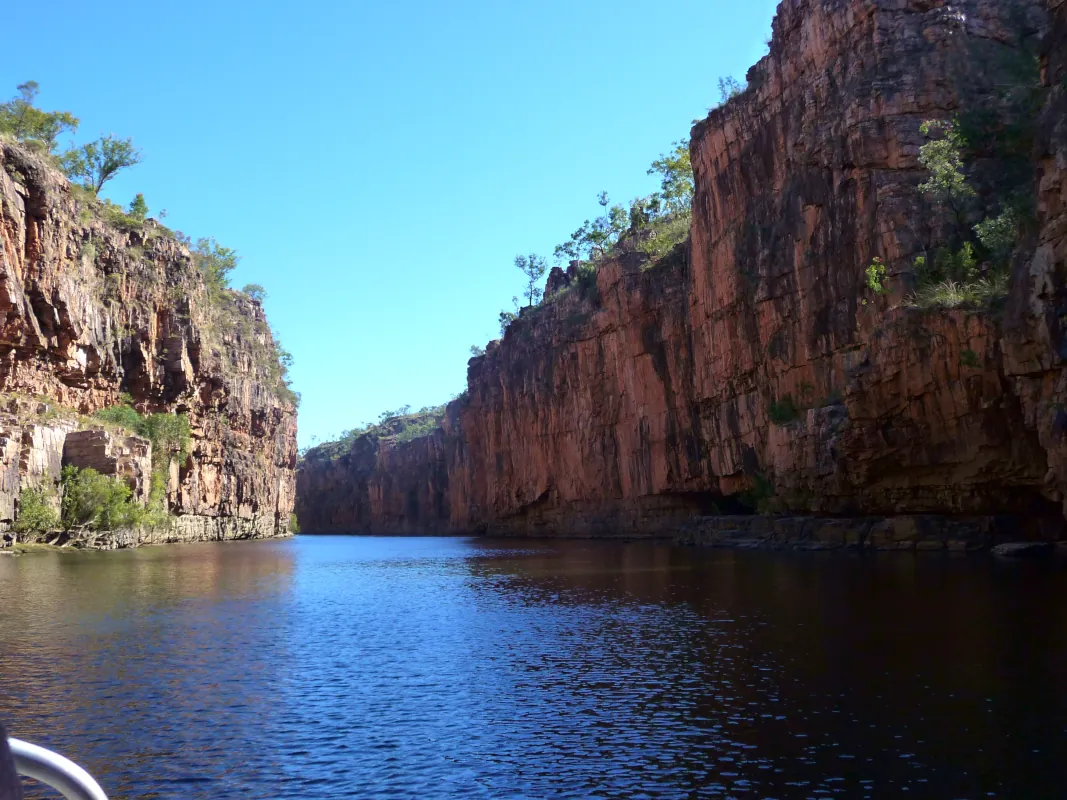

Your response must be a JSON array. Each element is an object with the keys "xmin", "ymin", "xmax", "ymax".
[{"xmin": 1, "ymin": 537, "xmax": 1065, "ymax": 799}]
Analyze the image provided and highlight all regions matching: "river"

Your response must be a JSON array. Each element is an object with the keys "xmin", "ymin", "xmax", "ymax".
[{"xmin": 1, "ymin": 536, "xmax": 1065, "ymax": 798}]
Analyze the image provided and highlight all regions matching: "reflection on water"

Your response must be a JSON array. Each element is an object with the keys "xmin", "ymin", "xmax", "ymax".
[{"xmin": 1, "ymin": 537, "xmax": 1065, "ymax": 798}]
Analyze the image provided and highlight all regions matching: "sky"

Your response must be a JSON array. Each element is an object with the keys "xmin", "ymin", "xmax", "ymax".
[{"xmin": 5, "ymin": 0, "xmax": 778, "ymax": 449}]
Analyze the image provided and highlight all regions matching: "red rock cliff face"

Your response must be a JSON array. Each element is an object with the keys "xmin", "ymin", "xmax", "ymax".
[
  {"xmin": 0, "ymin": 142, "xmax": 297, "ymax": 541},
  {"xmin": 298, "ymin": 0, "xmax": 1067, "ymax": 539}
]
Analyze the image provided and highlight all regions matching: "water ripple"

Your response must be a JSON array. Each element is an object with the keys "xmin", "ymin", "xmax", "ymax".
[{"xmin": 1, "ymin": 537, "xmax": 1065, "ymax": 798}]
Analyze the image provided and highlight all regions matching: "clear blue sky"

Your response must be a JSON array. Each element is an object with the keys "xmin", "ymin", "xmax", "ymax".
[{"xmin": 6, "ymin": 0, "xmax": 777, "ymax": 449}]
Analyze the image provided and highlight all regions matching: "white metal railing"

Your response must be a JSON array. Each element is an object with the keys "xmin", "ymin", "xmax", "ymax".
[{"xmin": 8, "ymin": 737, "xmax": 108, "ymax": 800}]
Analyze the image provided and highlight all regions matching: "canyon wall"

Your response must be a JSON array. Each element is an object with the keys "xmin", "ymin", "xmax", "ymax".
[
  {"xmin": 0, "ymin": 141, "xmax": 297, "ymax": 543},
  {"xmin": 298, "ymin": 0, "xmax": 1067, "ymax": 543}
]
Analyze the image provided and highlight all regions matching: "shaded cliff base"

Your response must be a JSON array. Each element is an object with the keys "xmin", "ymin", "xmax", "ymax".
[
  {"xmin": 471, "ymin": 493, "xmax": 1066, "ymax": 553},
  {"xmin": 675, "ymin": 513, "xmax": 1066, "ymax": 554}
]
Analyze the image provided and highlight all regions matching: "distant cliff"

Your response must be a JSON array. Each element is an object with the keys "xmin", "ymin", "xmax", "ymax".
[
  {"xmin": 297, "ymin": 0, "xmax": 1067, "ymax": 546},
  {"xmin": 0, "ymin": 140, "xmax": 297, "ymax": 545}
]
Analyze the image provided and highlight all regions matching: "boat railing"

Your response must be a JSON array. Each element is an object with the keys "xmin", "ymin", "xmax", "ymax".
[{"xmin": 8, "ymin": 737, "xmax": 108, "ymax": 800}]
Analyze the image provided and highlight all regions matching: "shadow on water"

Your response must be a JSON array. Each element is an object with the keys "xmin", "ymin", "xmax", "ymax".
[{"xmin": 1, "ymin": 536, "xmax": 1065, "ymax": 798}]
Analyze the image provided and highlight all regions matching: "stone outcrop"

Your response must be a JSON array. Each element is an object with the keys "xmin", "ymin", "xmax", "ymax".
[
  {"xmin": 297, "ymin": 0, "xmax": 1067, "ymax": 543},
  {"xmin": 0, "ymin": 141, "xmax": 297, "ymax": 543},
  {"xmin": 62, "ymin": 429, "xmax": 153, "ymax": 502}
]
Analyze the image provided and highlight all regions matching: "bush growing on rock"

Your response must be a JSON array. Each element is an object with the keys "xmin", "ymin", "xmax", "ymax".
[
  {"xmin": 94, "ymin": 404, "xmax": 191, "ymax": 469},
  {"xmin": 60, "ymin": 466, "xmax": 143, "ymax": 531},
  {"xmin": 94, "ymin": 404, "xmax": 143, "ymax": 432},
  {"xmin": 13, "ymin": 486, "xmax": 60, "ymax": 534},
  {"xmin": 91, "ymin": 405, "xmax": 191, "ymax": 528}
]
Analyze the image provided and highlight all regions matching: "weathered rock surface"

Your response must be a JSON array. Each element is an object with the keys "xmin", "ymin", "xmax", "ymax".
[
  {"xmin": 0, "ymin": 141, "xmax": 297, "ymax": 544},
  {"xmin": 298, "ymin": 0, "xmax": 1067, "ymax": 543},
  {"xmin": 62, "ymin": 428, "xmax": 153, "ymax": 502}
]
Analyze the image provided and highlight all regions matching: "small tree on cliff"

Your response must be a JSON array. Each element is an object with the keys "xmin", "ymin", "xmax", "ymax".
[
  {"xmin": 193, "ymin": 237, "xmax": 239, "ymax": 294},
  {"xmin": 0, "ymin": 81, "xmax": 79, "ymax": 152},
  {"xmin": 242, "ymin": 283, "xmax": 268, "ymax": 303},
  {"xmin": 553, "ymin": 194, "xmax": 628, "ymax": 264},
  {"xmin": 918, "ymin": 120, "xmax": 976, "ymax": 230},
  {"xmin": 515, "ymin": 253, "xmax": 548, "ymax": 307},
  {"xmin": 647, "ymin": 141, "xmax": 694, "ymax": 214},
  {"xmin": 128, "ymin": 193, "xmax": 149, "ymax": 222},
  {"xmin": 60, "ymin": 134, "xmax": 142, "ymax": 194}
]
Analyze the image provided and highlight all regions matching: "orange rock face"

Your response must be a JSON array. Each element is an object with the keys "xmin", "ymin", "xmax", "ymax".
[
  {"xmin": 298, "ymin": 0, "xmax": 1067, "ymax": 540},
  {"xmin": 0, "ymin": 142, "xmax": 297, "ymax": 540}
]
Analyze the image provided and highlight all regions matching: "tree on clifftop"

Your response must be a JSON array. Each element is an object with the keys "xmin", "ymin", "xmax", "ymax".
[
  {"xmin": 128, "ymin": 193, "xmax": 149, "ymax": 222},
  {"xmin": 60, "ymin": 134, "xmax": 142, "ymax": 194},
  {"xmin": 515, "ymin": 254, "xmax": 548, "ymax": 308},
  {"xmin": 193, "ymin": 237, "xmax": 239, "ymax": 292},
  {"xmin": 647, "ymin": 141, "xmax": 693, "ymax": 214},
  {"xmin": 242, "ymin": 283, "xmax": 268, "ymax": 303},
  {"xmin": 0, "ymin": 81, "xmax": 79, "ymax": 152}
]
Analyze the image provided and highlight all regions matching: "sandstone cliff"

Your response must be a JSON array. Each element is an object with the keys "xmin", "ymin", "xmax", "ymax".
[
  {"xmin": 0, "ymin": 141, "xmax": 297, "ymax": 544},
  {"xmin": 298, "ymin": 0, "xmax": 1067, "ymax": 546}
]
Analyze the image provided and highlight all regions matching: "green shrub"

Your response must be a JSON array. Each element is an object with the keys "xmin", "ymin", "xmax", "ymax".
[
  {"xmin": 60, "ymin": 466, "xmax": 143, "ymax": 531},
  {"xmin": 242, "ymin": 283, "xmax": 267, "ymax": 303},
  {"xmin": 193, "ymin": 237, "xmax": 238, "ymax": 299},
  {"xmin": 94, "ymin": 404, "xmax": 191, "ymax": 468},
  {"xmin": 94, "ymin": 404, "xmax": 143, "ymax": 431},
  {"xmin": 13, "ymin": 486, "xmax": 60, "ymax": 533},
  {"xmin": 139, "ymin": 413, "xmax": 192, "ymax": 468},
  {"xmin": 961, "ymin": 349, "xmax": 981, "ymax": 368},
  {"xmin": 101, "ymin": 200, "xmax": 143, "ymax": 232},
  {"xmin": 289, "ymin": 513, "xmax": 300, "ymax": 534},
  {"xmin": 638, "ymin": 212, "xmax": 691, "ymax": 263},
  {"xmin": 768, "ymin": 395, "xmax": 800, "ymax": 425},
  {"xmin": 740, "ymin": 474, "xmax": 779, "ymax": 515},
  {"xmin": 716, "ymin": 76, "xmax": 746, "ymax": 107},
  {"xmin": 140, "ymin": 471, "xmax": 170, "ymax": 530},
  {"xmin": 974, "ymin": 209, "xmax": 1018, "ymax": 267},
  {"xmin": 394, "ymin": 417, "xmax": 440, "ymax": 443},
  {"xmin": 906, "ymin": 275, "xmax": 1008, "ymax": 310},
  {"xmin": 90, "ymin": 405, "xmax": 191, "ymax": 527},
  {"xmin": 865, "ymin": 257, "xmax": 888, "ymax": 294}
]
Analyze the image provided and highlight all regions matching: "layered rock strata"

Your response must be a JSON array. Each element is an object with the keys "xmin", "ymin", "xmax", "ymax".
[
  {"xmin": 298, "ymin": 0, "xmax": 1067, "ymax": 543},
  {"xmin": 0, "ymin": 142, "xmax": 297, "ymax": 544}
]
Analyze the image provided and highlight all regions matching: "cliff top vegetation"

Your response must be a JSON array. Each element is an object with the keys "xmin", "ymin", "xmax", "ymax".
[
  {"xmin": 302, "ymin": 404, "xmax": 450, "ymax": 462},
  {"xmin": 0, "ymin": 81, "xmax": 298, "ymax": 407}
]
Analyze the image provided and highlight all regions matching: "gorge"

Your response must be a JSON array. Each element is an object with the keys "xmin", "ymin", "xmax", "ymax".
[{"xmin": 297, "ymin": 0, "xmax": 1067, "ymax": 548}]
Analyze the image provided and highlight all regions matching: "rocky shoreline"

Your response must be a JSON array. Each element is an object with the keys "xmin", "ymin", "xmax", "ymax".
[{"xmin": 3, "ymin": 514, "xmax": 290, "ymax": 551}]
